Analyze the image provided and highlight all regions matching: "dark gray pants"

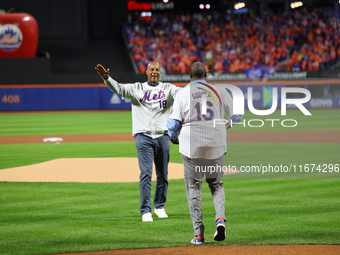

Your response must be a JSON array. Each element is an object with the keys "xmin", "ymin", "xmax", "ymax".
[
  {"xmin": 182, "ymin": 154, "xmax": 226, "ymax": 236},
  {"xmin": 136, "ymin": 134, "xmax": 170, "ymax": 215}
]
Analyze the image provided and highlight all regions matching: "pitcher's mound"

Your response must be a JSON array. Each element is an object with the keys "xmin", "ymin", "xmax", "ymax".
[{"xmin": 0, "ymin": 158, "xmax": 184, "ymax": 183}]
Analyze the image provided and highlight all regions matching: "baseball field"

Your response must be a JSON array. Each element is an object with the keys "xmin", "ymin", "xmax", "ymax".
[{"xmin": 0, "ymin": 109, "xmax": 339, "ymax": 255}]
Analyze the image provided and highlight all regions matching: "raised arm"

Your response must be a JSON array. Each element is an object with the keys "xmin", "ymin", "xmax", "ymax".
[{"xmin": 95, "ymin": 64, "xmax": 134, "ymax": 98}]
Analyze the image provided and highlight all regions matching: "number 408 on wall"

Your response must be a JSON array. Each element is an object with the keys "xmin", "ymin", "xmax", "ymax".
[{"xmin": 1, "ymin": 95, "xmax": 20, "ymax": 103}]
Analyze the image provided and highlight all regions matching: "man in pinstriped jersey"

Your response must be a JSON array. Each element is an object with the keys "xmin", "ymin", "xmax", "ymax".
[
  {"xmin": 167, "ymin": 62, "xmax": 242, "ymax": 244},
  {"xmin": 95, "ymin": 62, "xmax": 180, "ymax": 222}
]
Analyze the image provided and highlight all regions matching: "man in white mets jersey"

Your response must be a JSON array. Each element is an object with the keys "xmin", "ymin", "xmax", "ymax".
[
  {"xmin": 167, "ymin": 62, "xmax": 242, "ymax": 244},
  {"xmin": 95, "ymin": 62, "xmax": 181, "ymax": 222}
]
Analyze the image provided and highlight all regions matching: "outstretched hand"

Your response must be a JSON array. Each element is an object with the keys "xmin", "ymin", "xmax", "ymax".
[
  {"xmin": 95, "ymin": 64, "xmax": 110, "ymax": 79},
  {"xmin": 205, "ymin": 67, "xmax": 210, "ymax": 76}
]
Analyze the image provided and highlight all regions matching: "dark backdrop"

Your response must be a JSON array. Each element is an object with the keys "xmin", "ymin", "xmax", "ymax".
[
  {"xmin": 0, "ymin": 0, "xmax": 134, "ymax": 84},
  {"xmin": 1, "ymin": 0, "xmax": 129, "ymax": 43}
]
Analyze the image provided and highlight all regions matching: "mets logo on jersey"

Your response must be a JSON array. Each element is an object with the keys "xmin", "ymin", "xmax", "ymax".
[
  {"xmin": 196, "ymin": 82, "xmax": 222, "ymax": 105},
  {"xmin": 0, "ymin": 24, "xmax": 23, "ymax": 52},
  {"xmin": 139, "ymin": 90, "xmax": 165, "ymax": 102}
]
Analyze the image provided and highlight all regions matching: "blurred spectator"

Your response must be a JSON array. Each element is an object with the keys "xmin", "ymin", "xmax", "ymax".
[{"xmin": 124, "ymin": 6, "xmax": 340, "ymax": 74}]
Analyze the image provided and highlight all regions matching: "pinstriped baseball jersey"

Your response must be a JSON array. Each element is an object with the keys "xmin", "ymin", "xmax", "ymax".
[
  {"xmin": 104, "ymin": 76, "xmax": 180, "ymax": 138},
  {"xmin": 169, "ymin": 79, "xmax": 234, "ymax": 159}
]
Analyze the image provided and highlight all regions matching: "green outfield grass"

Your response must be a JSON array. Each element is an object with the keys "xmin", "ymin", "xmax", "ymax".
[
  {"xmin": 0, "ymin": 109, "xmax": 340, "ymax": 136},
  {"xmin": 0, "ymin": 111, "xmax": 132, "ymax": 136},
  {"xmin": 0, "ymin": 109, "xmax": 339, "ymax": 254},
  {"xmin": 231, "ymin": 108, "xmax": 340, "ymax": 131}
]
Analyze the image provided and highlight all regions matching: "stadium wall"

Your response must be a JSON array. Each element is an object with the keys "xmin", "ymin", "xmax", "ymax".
[{"xmin": 1, "ymin": 80, "xmax": 339, "ymax": 111}]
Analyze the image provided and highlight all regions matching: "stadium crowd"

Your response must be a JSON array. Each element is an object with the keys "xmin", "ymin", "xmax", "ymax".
[{"xmin": 124, "ymin": 6, "xmax": 340, "ymax": 74}]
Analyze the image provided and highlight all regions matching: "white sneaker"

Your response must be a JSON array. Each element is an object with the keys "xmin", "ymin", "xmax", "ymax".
[
  {"xmin": 142, "ymin": 212, "xmax": 153, "ymax": 222},
  {"xmin": 154, "ymin": 208, "xmax": 168, "ymax": 218}
]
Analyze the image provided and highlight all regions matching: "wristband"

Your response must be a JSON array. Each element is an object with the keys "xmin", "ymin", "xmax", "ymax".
[{"xmin": 103, "ymin": 75, "xmax": 109, "ymax": 79}]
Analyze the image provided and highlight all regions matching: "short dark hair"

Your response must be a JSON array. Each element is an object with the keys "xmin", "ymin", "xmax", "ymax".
[{"xmin": 190, "ymin": 62, "xmax": 206, "ymax": 79}]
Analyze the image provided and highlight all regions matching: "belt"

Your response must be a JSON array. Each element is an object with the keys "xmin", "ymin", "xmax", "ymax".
[{"xmin": 144, "ymin": 130, "xmax": 168, "ymax": 135}]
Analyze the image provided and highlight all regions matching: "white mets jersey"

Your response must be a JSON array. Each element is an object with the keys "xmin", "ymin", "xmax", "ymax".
[
  {"xmin": 104, "ymin": 77, "xmax": 180, "ymax": 138},
  {"xmin": 169, "ymin": 79, "xmax": 234, "ymax": 159}
]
